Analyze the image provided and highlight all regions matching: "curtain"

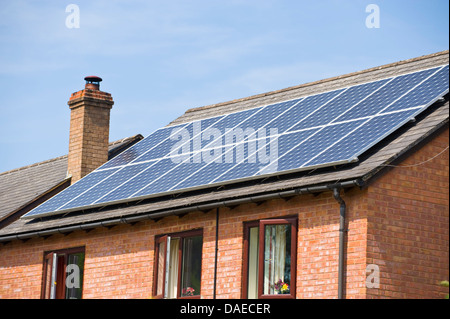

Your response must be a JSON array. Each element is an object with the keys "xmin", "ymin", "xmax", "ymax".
[
  {"xmin": 264, "ymin": 225, "xmax": 287, "ymax": 294},
  {"xmin": 247, "ymin": 227, "xmax": 259, "ymax": 299},
  {"xmin": 167, "ymin": 238, "xmax": 179, "ymax": 299}
]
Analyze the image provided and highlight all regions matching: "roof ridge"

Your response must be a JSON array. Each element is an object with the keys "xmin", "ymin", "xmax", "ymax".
[
  {"xmin": 184, "ymin": 50, "xmax": 449, "ymax": 114},
  {"xmin": 108, "ymin": 134, "xmax": 144, "ymax": 147},
  {"xmin": 0, "ymin": 155, "xmax": 68, "ymax": 177}
]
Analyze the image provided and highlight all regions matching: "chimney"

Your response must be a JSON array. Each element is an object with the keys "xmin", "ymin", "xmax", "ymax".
[{"xmin": 67, "ymin": 76, "xmax": 114, "ymax": 183}]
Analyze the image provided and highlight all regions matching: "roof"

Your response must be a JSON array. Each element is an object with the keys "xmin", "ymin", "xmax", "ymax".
[
  {"xmin": 0, "ymin": 135, "xmax": 143, "ymax": 228},
  {"xmin": 0, "ymin": 51, "xmax": 448, "ymax": 242},
  {"xmin": 170, "ymin": 51, "xmax": 449, "ymax": 125}
]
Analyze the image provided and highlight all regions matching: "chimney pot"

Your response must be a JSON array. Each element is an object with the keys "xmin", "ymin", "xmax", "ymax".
[{"xmin": 84, "ymin": 75, "xmax": 103, "ymax": 90}]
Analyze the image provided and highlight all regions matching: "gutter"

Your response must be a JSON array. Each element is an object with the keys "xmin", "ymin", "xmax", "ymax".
[{"xmin": 0, "ymin": 179, "xmax": 362, "ymax": 244}]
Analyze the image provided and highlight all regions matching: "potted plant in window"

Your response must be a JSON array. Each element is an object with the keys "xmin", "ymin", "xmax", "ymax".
[
  {"xmin": 182, "ymin": 287, "xmax": 195, "ymax": 297},
  {"xmin": 273, "ymin": 279, "xmax": 290, "ymax": 295}
]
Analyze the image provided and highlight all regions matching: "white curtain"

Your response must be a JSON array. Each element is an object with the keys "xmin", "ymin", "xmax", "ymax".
[
  {"xmin": 167, "ymin": 238, "xmax": 180, "ymax": 299},
  {"xmin": 247, "ymin": 227, "xmax": 259, "ymax": 299},
  {"xmin": 263, "ymin": 225, "xmax": 287, "ymax": 294}
]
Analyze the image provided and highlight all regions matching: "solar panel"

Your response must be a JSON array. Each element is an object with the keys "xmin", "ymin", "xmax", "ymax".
[
  {"xmin": 98, "ymin": 123, "xmax": 190, "ymax": 170},
  {"xmin": 288, "ymin": 78, "xmax": 390, "ymax": 131},
  {"xmin": 305, "ymin": 109, "xmax": 419, "ymax": 168},
  {"xmin": 22, "ymin": 64, "xmax": 449, "ymax": 219},
  {"xmin": 26, "ymin": 168, "xmax": 121, "ymax": 215},
  {"xmin": 336, "ymin": 66, "xmax": 440, "ymax": 121}
]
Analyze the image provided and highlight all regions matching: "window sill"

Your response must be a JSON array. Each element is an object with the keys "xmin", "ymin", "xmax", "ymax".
[
  {"xmin": 258, "ymin": 294, "xmax": 296, "ymax": 299},
  {"xmin": 179, "ymin": 295, "xmax": 201, "ymax": 300}
]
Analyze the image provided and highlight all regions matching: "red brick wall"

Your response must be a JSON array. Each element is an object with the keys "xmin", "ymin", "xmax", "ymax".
[
  {"xmin": 366, "ymin": 127, "xmax": 449, "ymax": 299},
  {"xmin": 0, "ymin": 212, "xmax": 216, "ymax": 299},
  {"xmin": 0, "ymin": 191, "xmax": 368, "ymax": 299},
  {"xmin": 214, "ymin": 190, "xmax": 368, "ymax": 299}
]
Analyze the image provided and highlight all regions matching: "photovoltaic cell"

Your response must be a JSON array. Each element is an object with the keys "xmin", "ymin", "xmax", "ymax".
[
  {"xmin": 59, "ymin": 162, "xmax": 152, "ymax": 210},
  {"xmin": 275, "ymin": 120, "xmax": 366, "ymax": 173},
  {"xmin": 22, "ymin": 64, "xmax": 449, "ymax": 219},
  {"xmin": 306, "ymin": 109, "xmax": 419, "ymax": 168},
  {"xmin": 199, "ymin": 107, "xmax": 264, "ymax": 149},
  {"xmin": 133, "ymin": 115, "xmax": 225, "ymax": 164},
  {"xmin": 289, "ymin": 78, "xmax": 390, "ymax": 131},
  {"xmin": 133, "ymin": 160, "xmax": 207, "ymax": 198},
  {"xmin": 98, "ymin": 123, "xmax": 189, "ymax": 170},
  {"xmin": 231, "ymin": 98, "xmax": 304, "ymax": 135},
  {"xmin": 128, "ymin": 107, "xmax": 274, "ymax": 198},
  {"xmin": 23, "ymin": 168, "xmax": 120, "ymax": 217},
  {"xmin": 383, "ymin": 65, "xmax": 449, "ymax": 114},
  {"xmin": 96, "ymin": 157, "xmax": 189, "ymax": 204},
  {"xmin": 209, "ymin": 129, "xmax": 320, "ymax": 185},
  {"xmin": 336, "ymin": 66, "xmax": 440, "ymax": 122},
  {"xmin": 269, "ymin": 88, "xmax": 345, "ymax": 133}
]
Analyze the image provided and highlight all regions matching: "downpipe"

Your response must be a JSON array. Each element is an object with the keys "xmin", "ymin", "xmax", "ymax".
[{"xmin": 333, "ymin": 187, "xmax": 347, "ymax": 300}]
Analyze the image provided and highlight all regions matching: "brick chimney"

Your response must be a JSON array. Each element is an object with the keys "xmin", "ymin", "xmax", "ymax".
[{"xmin": 67, "ymin": 76, "xmax": 114, "ymax": 183}]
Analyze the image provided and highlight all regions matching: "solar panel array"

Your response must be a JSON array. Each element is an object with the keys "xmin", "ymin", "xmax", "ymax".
[{"xmin": 22, "ymin": 64, "xmax": 449, "ymax": 219}]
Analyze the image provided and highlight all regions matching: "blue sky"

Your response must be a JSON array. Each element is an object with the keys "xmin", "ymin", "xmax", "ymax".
[{"xmin": 0, "ymin": 0, "xmax": 448, "ymax": 173}]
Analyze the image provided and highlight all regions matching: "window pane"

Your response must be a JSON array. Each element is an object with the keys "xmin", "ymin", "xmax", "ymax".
[
  {"xmin": 156, "ymin": 241, "xmax": 166, "ymax": 296},
  {"xmin": 65, "ymin": 252, "xmax": 85, "ymax": 299},
  {"xmin": 180, "ymin": 236, "xmax": 202, "ymax": 297},
  {"xmin": 247, "ymin": 227, "xmax": 259, "ymax": 299},
  {"xmin": 263, "ymin": 225, "xmax": 291, "ymax": 295}
]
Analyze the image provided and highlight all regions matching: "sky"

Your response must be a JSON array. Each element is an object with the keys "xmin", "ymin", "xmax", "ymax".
[{"xmin": 0, "ymin": 0, "xmax": 448, "ymax": 173}]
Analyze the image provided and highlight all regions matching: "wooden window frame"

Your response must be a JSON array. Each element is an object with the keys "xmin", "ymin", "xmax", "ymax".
[
  {"xmin": 242, "ymin": 220, "xmax": 259, "ymax": 299},
  {"xmin": 153, "ymin": 235, "xmax": 169, "ymax": 299},
  {"xmin": 153, "ymin": 229, "xmax": 203, "ymax": 299},
  {"xmin": 242, "ymin": 218, "xmax": 297, "ymax": 299},
  {"xmin": 41, "ymin": 246, "xmax": 85, "ymax": 299}
]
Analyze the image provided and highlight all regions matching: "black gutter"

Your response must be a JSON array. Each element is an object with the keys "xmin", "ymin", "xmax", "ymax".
[
  {"xmin": 0, "ymin": 179, "xmax": 362, "ymax": 245},
  {"xmin": 333, "ymin": 187, "xmax": 347, "ymax": 300}
]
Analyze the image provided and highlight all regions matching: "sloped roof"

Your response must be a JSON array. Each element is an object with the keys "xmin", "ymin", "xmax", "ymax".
[
  {"xmin": 170, "ymin": 51, "xmax": 449, "ymax": 125},
  {"xmin": 0, "ymin": 135, "xmax": 143, "ymax": 227},
  {"xmin": 0, "ymin": 51, "xmax": 448, "ymax": 241}
]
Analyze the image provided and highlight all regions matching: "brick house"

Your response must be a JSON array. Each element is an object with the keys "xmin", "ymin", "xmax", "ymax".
[{"xmin": 0, "ymin": 51, "xmax": 448, "ymax": 299}]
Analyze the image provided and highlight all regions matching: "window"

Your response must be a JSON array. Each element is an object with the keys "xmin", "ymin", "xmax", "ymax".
[
  {"xmin": 153, "ymin": 230, "xmax": 203, "ymax": 299},
  {"xmin": 243, "ymin": 218, "xmax": 297, "ymax": 299},
  {"xmin": 41, "ymin": 247, "xmax": 85, "ymax": 299}
]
